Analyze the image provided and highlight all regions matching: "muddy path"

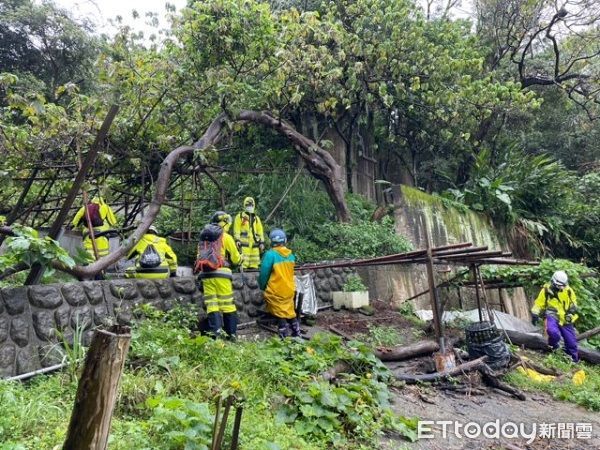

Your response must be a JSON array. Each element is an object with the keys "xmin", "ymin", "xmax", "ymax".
[{"xmin": 382, "ymin": 384, "xmax": 600, "ymax": 449}]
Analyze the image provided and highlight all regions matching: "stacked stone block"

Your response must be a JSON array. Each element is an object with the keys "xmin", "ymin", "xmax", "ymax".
[{"xmin": 0, "ymin": 268, "xmax": 353, "ymax": 378}]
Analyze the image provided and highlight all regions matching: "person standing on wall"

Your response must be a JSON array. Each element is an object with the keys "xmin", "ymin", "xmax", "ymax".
[
  {"xmin": 232, "ymin": 196, "xmax": 264, "ymax": 270},
  {"xmin": 259, "ymin": 229, "xmax": 300, "ymax": 339},
  {"xmin": 531, "ymin": 270, "xmax": 580, "ymax": 362},
  {"xmin": 195, "ymin": 211, "xmax": 243, "ymax": 339},
  {"xmin": 71, "ymin": 195, "xmax": 118, "ymax": 261}
]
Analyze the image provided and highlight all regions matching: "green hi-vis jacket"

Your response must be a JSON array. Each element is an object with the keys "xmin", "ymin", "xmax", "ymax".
[
  {"xmin": 531, "ymin": 283, "xmax": 578, "ymax": 326},
  {"xmin": 259, "ymin": 246, "xmax": 296, "ymax": 319}
]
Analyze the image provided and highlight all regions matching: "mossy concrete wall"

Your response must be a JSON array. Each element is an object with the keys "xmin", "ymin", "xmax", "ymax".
[
  {"xmin": 358, "ymin": 185, "xmax": 529, "ymax": 319},
  {"xmin": 0, "ymin": 268, "xmax": 353, "ymax": 378}
]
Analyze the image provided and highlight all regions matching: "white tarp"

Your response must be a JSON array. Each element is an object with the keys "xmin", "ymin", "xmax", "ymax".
[
  {"xmin": 295, "ymin": 274, "xmax": 318, "ymax": 316},
  {"xmin": 415, "ymin": 308, "xmax": 538, "ymax": 333}
]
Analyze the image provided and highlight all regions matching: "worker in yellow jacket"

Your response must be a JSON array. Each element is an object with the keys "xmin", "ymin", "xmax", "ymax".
[
  {"xmin": 531, "ymin": 270, "xmax": 579, "ymax": 362},
  {"xmin": 125, "ymin": 226, "xmax": 178, "ymax": 279},
  {"xmin": 71, "ymin": 196, "xmax": 118, "ymax": 261},
  {"xmin": 196, "ymin": 211, "xmax": 243, "ymax": 339},
  {"xmin": 258, "ymin": 229, "xmax": 299, "ymax": 339},
  {"xmin": 232, "ymin": 196, "xmax": 264, "ymax": 269}
]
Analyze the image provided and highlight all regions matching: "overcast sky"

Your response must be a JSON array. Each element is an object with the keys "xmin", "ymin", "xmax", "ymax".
[{"xmin": 51, "ymin": 0, "xmax": 188, "ymax": 36}]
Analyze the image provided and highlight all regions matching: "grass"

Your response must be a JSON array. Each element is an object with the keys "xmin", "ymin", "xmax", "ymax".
[
  {"xmin": 0, "ymin": 305, "xmax": 417, "ymax": 449},
  {"xmin": 504, "ymin": 350, "xmax": 600, "ymax": 411}
]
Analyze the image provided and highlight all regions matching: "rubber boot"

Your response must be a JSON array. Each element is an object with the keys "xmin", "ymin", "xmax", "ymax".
[
  {"xmin": 223, "ymin": 312, "xmax": 238, "ymax": 341},
  {"xmin": 207, "ymin": 312, "xmax": 223, "ymax": 339},
  {"xmin": 289, "ymin": 318, "xmax": 301, "ymax": 337},
  {"xmin": 277, "ymin": 318, "xmax": 289, "ymax": 339}
]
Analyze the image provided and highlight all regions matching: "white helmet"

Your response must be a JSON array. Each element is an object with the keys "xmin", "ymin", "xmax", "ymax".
[{"xmin": 551, "ymin": 271, "xmax": 568, "ymax": 290}]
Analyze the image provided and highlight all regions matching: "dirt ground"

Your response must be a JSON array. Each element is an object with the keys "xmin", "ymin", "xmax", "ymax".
[{"xmin": 239, "ymin": 302, "xmax": 600, "ymax": 449}]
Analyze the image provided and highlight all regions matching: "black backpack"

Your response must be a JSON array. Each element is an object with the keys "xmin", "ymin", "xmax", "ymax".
[{"xmin": 139, "ymin": 243, "xmax": 162, "ymax": 268}]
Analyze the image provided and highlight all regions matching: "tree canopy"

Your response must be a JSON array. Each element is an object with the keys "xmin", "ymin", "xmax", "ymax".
[{"xmin": 1, "ymin": 0, "xmax": 599, "ymax": 281}]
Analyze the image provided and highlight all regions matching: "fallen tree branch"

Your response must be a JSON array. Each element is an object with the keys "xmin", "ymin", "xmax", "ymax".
[
  {"xmin": 577, "ymin": 326, "xmax": 600, "ymax": 342},
  {"xmin": 505, "ymin": 330, "xmax": 600, "ymax": 365},
  {"xmin": 480, "ymin": 365, "xmax": 526, "ymax": 401},
  {"xmin": 394, "ymin": 356, "xmax": 488, "ymax": 383},
  {"xmin": 374, "ymin": 340, "xmax": 441, "ymax": 362}
]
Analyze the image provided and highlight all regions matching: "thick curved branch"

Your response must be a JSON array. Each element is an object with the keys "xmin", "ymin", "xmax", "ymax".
[
  {"xmin": 237, "ymin": 110, "xmax": 350, "ymax": 222},
  {"xmin": 38, "ymin": 110, "xmax": 350, "ymax": 280}
]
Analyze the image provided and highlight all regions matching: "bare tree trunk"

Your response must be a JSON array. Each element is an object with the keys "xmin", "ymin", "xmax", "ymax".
[
  {"xmin": 505, "ymin": 330, "xmax": 600, "ymax": 365},
  {"xmin": 394, "ymin": 356, "xmax": 488, "ymax": 383},
  {"xmin": 63, "ymin": 325, "xmax": 131, "ymax": 450},
  {"xmin": 374, "ymin": 340, "xmax": 440, "ymax": 362},
  {"xmin": 238, "ymin": 110, "xmax": 350, "ymax": 222}
]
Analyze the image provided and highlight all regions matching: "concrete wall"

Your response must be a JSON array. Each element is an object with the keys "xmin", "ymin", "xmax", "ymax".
[
  {"xmin": 359, "ymin": 185, "xmax": 529, "ymax": 319},
  {"xmin": 0, "ymin": 268, "xmax": 353, "ymax": 378}
]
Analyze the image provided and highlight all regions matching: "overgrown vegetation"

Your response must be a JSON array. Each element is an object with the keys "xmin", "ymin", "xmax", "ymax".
[
  {"xmin": 505, "ymin": 352, "xmax": 600, "ymax": 411},
  {"xmin": 0, "ymin": 305, "xmax": 417, "ymax": 449}
]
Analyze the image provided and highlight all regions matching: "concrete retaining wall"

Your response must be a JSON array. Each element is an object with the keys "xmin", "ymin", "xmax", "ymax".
[{"xmin": 359, "ymin": 185, "xmax": 530, "ymax": 319}]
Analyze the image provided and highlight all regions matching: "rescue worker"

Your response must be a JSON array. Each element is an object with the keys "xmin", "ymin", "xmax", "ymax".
[
  {"xmin": 125, "ymin": 226, "xmax": 178, "ymax": 279},
  {"xmin": 232, "ymin": 196, "xmax": 264, "ymax": 270},
  {"xmin": 258, "ymin": 229, "xmax": 300, "ymax": 339},
  {"xmin": 71, "ymin": 196, "xmax": 118, "ymax": 261},
  {"xmin": 531, "ymin": 270, "xmax": 580, "ymax": 362},
  {"xmin": 197, "ymin": 211, "xmax": 242, "ymax": 339}
]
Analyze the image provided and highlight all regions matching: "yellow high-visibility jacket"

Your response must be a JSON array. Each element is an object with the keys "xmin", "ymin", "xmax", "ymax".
[
  {"xmin": 531, "ymin": 283, "xmax": 578, "ymax": 326},
  {"xmin": 127, "ymin": 233, "xmax": 178, "ymax": 278},
  {"xmin": 232, "ymin": 212, "xmax": 264, "ymax": 248},
  {"xmin": 72, "ymin": 197, "xmax": 117, "ymax": 233},
  {"xmin": 71, "ymin": 197, "xmax": 118, "ymax": 259}
]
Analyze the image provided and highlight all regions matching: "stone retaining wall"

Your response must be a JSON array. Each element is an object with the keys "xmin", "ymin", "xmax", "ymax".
[{"xmin": 0, "ymin": 268, "xmax": 353, "ymax": 378}]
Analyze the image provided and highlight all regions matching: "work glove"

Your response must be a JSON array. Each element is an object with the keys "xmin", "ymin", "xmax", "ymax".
[
  {"xmin": 531, "ymin": 314, "xmax": 540, "ymax": 326},
  {"xmin": 235, "ymin": 240, "xmax": 242, "ymax": 251},
  {"xmin": 565, "ymin": 314, "xmax": 574, "ymax": 324},
  {"xmin": 258, "ymin": 243, "xmax": 265, "ymax": 253}
]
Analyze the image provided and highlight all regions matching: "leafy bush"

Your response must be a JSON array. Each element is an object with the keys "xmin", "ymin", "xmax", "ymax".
[
  {"xmin": 293, "ymin": 215, "xmax": 412, "ymax": 263},
  {"xmin": 0, "ymin": 224, "xmax": 75, "ymax": 278},
  {"xmin": 342, "ymin": 274, "xmax": 367, "ymax": 292}
]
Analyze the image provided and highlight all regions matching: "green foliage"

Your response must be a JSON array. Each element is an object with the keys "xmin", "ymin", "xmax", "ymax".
[
  {"xmin": 144, "ymin": 396, "xmax": 213, "ymax": 450},
  {"xmin": 479, "ymin": 259, "xmax": 600, "ymax": 347},
  {"xmin": 0, "ymin": 307, "xmax": 418, "ymax": 448},
  {"xmin": 0, "ymin": 225, "xmax": 75, "ymax": 278},
  {"xmin": 292, "ymin": 196, "xmax": 412, "ymax": 262},
  {"xmin": 504, "ymin": 353, "xmax": 600, "ymax": 411},
  {"xmin": 358, "ymin": 325, "xmax": 404, "ymax": 348},
  {"xmin": 342, "ymin": 274, "xmax": 367, "ymax": 292}
]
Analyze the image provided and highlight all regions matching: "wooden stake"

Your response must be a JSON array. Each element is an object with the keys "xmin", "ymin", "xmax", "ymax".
[{"xmin": 63, "ymin": 325, "xmax": 131, "ymax": 450}]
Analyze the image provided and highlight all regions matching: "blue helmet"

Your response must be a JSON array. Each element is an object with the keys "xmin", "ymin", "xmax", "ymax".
[{"xmin": 269, "ymin": 228, "xmax": 287, "ymax": 244}]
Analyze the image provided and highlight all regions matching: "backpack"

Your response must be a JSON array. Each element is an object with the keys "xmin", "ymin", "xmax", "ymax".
[
  {"xmin": 85, "ymin": 203, "xmax": 104, "ymax": 227},
  {"xmin": 194, "ymin": 224, "xmax": 224, "ymax": 273},
  {"xmin": 139, "ymin": 243, "xmax": 162, "ymax": 268}
]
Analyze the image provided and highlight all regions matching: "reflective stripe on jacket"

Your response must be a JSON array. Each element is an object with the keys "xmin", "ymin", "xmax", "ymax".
[{"xmin": 531, "ymin": 283, "xmax": 578, "ymax": 326}]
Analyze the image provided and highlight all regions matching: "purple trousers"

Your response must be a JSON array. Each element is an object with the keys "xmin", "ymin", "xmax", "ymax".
[{"xmin": 546, "ymin": 316, "xmax": 579, "ymax": 362}]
